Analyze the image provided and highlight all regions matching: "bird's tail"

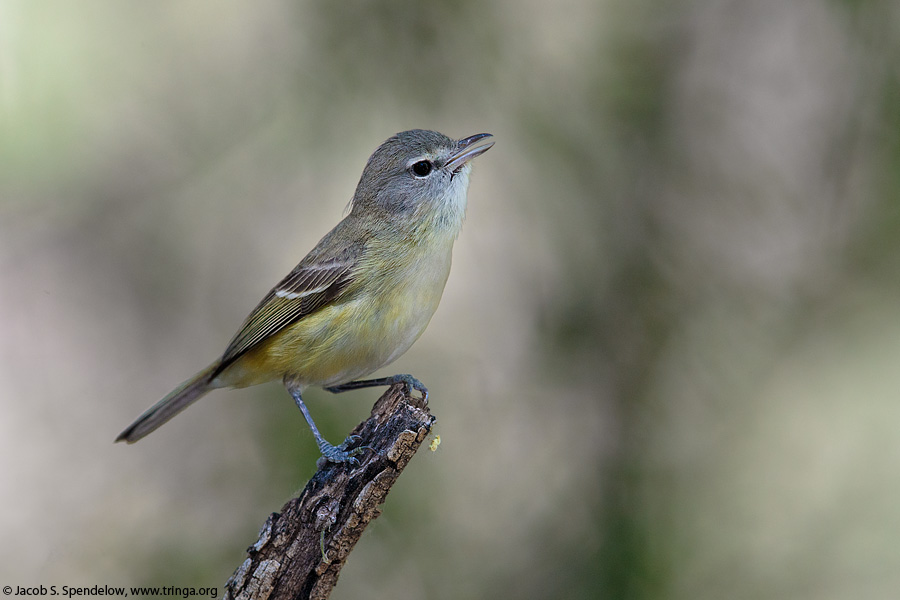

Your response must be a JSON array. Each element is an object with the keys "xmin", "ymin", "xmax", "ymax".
[{"xmin": 115, "ymin": 363, "xmax": 219, "ymax": 443}]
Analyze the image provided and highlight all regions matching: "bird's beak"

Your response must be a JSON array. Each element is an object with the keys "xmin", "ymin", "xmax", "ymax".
[{"xmin": 445, "ymin": 133, "xmax": 494, "ymax": 174}]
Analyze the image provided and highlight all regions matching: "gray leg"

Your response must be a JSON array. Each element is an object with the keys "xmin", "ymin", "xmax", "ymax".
[
  {"xmin": 326, "ymin": 374, "xmax": 428, "ymax": 402},
  {"xmin": 285, "ymin": 381, "xmax": 362, "ymax": 465}
]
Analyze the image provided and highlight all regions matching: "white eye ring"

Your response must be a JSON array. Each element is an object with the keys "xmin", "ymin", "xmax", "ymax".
[{"xmin": 410, "ymin": 160, "xmax": 433, "ymax": 177}]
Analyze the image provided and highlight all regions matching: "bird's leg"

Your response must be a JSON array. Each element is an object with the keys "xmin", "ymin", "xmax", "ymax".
[
  {"xmin": 326, "ymin": 374, "xmax": 428, "ymax": 403},
  {"xmin": 285, "ymin": 381, "xmax": 362, "ymax": 465}
]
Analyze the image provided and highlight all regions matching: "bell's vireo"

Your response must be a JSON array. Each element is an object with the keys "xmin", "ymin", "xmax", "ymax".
[{"xmin": 116, "ymin": 129, "xmax": 494, "ymax": 463}]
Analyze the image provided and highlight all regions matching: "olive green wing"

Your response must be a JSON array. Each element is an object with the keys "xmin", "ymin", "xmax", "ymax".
[{"xmin": 215, "ymin": 251, "xmax": 358, "ymax": 370}]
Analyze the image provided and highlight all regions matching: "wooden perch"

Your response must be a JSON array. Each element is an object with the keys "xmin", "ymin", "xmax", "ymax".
[{"xmin": 223, "ymin": 384, "xmax": 435, "ymax": 600}]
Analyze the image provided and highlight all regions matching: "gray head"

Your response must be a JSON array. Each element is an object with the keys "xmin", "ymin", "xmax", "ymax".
[{"xmin": 349, "ymin": 130, "xmax": 493, "ymax": 228}]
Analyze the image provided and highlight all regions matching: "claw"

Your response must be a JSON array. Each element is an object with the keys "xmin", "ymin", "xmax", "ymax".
[
  {"xmin": 317, "ymin": 435, "xmax": 365, "ymax": 465},
  {"xmin": 338, "ymin": 434, "xmax": 362, "ymax": 450},
  {"xmin": 392, "ymin": 374, "xmax": 428, "ymax": 403}
]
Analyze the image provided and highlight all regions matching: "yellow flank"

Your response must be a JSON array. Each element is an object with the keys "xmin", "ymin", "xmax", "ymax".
[{"xmin": 218, "ymin": 234, "xmax": 454, "ymax": 390}]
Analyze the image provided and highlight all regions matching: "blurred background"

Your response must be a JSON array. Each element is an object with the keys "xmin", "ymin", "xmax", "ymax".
[{"xmin": 3, "ymin": 0, "xmax": 900, "ymax": 598}]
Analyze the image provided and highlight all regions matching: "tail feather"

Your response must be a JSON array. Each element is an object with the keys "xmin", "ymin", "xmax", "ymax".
[{"xmin": 116, "ymin": 364, "xmax": 218, "ymax": 443}]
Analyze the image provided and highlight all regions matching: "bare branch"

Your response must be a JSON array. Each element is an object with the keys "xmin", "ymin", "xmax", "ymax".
[{"xmin": 224, "ymin": 384, "xmax": 435, "ymax": 600}]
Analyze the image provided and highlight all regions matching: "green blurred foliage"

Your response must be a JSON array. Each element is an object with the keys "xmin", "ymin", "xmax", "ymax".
[{"xmin": 3, "ymin": 1, "xmax": 900, "ymax": 599}]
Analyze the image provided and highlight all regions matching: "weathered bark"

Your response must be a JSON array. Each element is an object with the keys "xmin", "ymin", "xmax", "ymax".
[{"xmin": 223, "ymin": 384, "xmax": 435, "ymax": 600}]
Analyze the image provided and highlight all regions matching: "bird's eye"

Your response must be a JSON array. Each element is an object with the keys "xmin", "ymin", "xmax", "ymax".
[{"xmin": 411, "ymin": 160, "xmax": 433, "ymax": 177}]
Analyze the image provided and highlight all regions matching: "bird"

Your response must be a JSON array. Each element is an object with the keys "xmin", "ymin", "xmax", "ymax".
[{"xmin": 116, "ymin": 129, "xmax": 494, "ymax": 464}]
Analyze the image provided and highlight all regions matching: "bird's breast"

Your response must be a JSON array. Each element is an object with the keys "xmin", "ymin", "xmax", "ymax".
[{"xmin": 223, "ymin": 244, "xmax": 454, "ymax": 389}]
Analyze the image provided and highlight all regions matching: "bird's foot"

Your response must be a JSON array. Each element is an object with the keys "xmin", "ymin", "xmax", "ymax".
[
  {"xmin": 388, "ymin": 374, "xmax": 428, "ymax": 404},
  {"xmin": 316, "ymin": 434, "xmax": 370, "ymax": 467}
]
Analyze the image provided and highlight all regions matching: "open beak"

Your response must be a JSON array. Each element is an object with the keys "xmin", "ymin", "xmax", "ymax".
[{"xmin": 445, "ymin": 133, "xmax": 494, "ymax": 174}]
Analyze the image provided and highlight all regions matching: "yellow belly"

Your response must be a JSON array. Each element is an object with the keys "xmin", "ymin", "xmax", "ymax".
[{"xmin": 218, "ymin": 248, "xmax": 452, "ymax": 390}]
